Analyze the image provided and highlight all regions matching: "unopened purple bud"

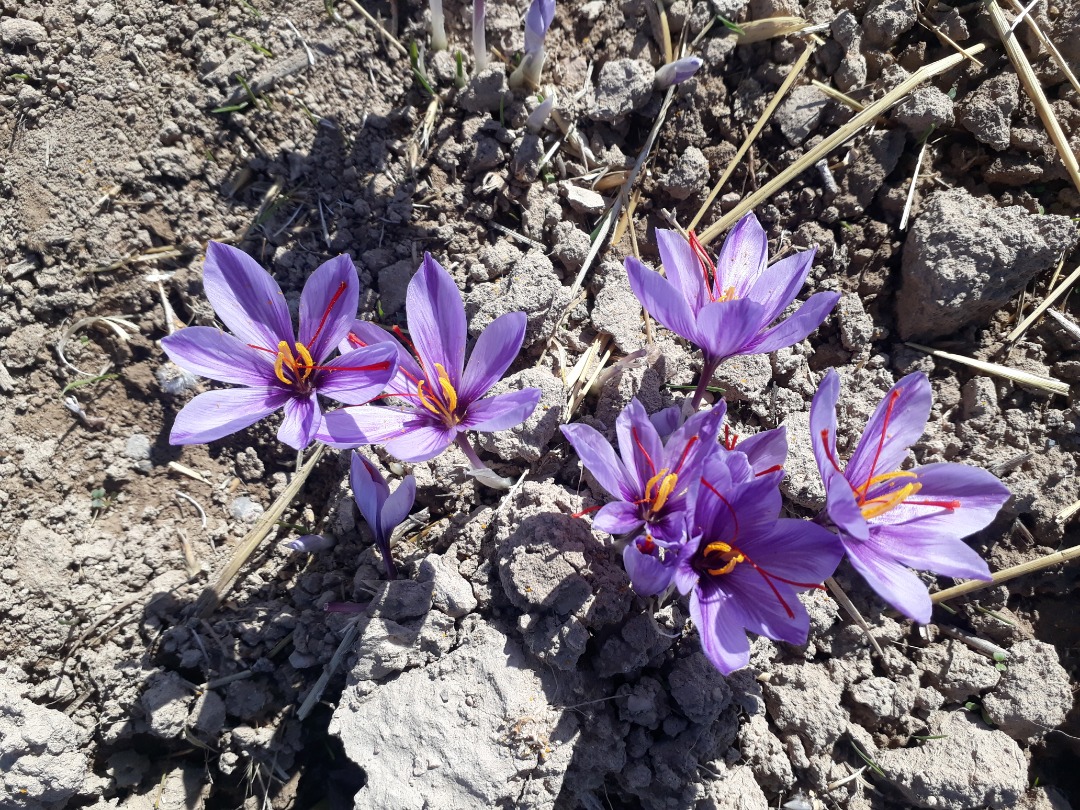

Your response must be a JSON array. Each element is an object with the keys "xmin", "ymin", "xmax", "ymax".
[
  {"xmin": 287, "ymin": 534, "xmax": 335, "ymax": 553},
  {"xmin": 654, "ymin": 56, "xmax": 703, "ymax": 89},
  {"xmin": 524, "ymin": 0, "xmax": 556, "ymax": 55}
]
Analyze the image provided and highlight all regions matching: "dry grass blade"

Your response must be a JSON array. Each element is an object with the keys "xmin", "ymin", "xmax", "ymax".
[
  {"xmin": 297, "ymin": 616, "xmax": 363, "ymax": 720},
  {"xmin": 1045, "ymin": 307, "xmax": 1080, "ymax": 344},
  {"xmin": 737, "ymin": 16, "xmax": 809, "ymax": 43},
  {"xmin": 906, "ymin": 341, "xmax": 1070, "ymax": 396},
  {"xmin": 1005, "ymin": 0, "xmax": 1080, "ymax": 96},
  {"xmin": 57, "ymin": 315, "xmax": 139, "ymax": 375},
  {"xmin": 697, "ymin": 44, "xmax": 986, "ymax": 245},
  {"xmin": 899, "ymin": 137, "xmax": 930, "ymax": 230},
  {"xmin": 539, "ymin": 83, "xmax": 680, "ymax": 362},
  {"xmin": 932, "ymin": 542, "xmax": 1080, "ymax": 604},
  {"xmin": 985, "ymin": 0, "xmax": 1080, "ymax": 194},
  {"xmin": 810, "ymin": 79, "xmax": 866, "ymax": 112},
  {"xmin": 341, "ymin": 0, "xmax": 408, "ymax": 56},
  {"xmin": 191, "ymin": 444, "xmax": 327, "ymax": 619},
  {"xmin": 1005, "ymin": 261, "xmax": 1080, "ymax": 343},
  {"xmin": 825, "ymin": 577, "xmax": 885, "ymax": 659},
  {"xmin": 688, "ymin": 42, "xmax": 815, "ymax": 232}
]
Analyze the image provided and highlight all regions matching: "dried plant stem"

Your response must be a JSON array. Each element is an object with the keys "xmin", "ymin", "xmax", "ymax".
[
  {"xmin": 825, "ymin": 577, "xmax": 885, "ymax": 658},
  {"xmin": 1004, "ymin": 0, "xmax": 1080, "ymax": 96},
  {"xmin": 906, "ymin": 341, "xmax": 1070, "ymax": 397},
  {"xmin": 985, "ymin": 0, "xmax": 1080, "ymax": 194},
  {"xmin": 931, "ymin": 542, "xmax": 1080, "ymax": 604},
  {"xmin": 341, "ymin": 0, "xmax": 408, "ymax": 57},
  {"xmin": 697, "ymin": 44, "xmax": 986, "ymax": 245},
  {"xmin": 192, "ymin": 443, "xmax": 327, "ymax": 619},
  {"xmin": 1005, "ymin": 261, "xmax": 1080, "ymax": 343},
  {"xmin": 688, "ymin": 42, "xmax": 815, "ymax": 232}
]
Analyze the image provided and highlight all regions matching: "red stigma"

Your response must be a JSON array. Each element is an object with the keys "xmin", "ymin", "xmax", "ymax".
[
  {"xmin": 309, "ymin": 281, "xmax": 348, "ymax": 349},
  {"xmin": 689, "ymin": 230, "xmax": 718, "ymax": 302},
  {"xmin": 754, "ymin": 464, "xmax": 783, "ymax": 477},
  {"xmin": 631, "ymin": 428, "xmax": 657, "ymax": 477},
  {"xmin": 571, "ymin": 504, "xmax": 603, "ymax": 518},
  {"xmin": 859, "ymin": 389, "xmax": 900, "ymax": 503},
  {"xmin": 723, "ymin": 425, "xmax": 738, "ymax": 451},
  {"xmin": 672, "ymin": 436, "xmax": 699, "ymax": 476}
]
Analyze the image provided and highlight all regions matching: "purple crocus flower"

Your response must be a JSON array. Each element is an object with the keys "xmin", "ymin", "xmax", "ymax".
[
  {"xmin": 351, "ymin": 452, "xmax": 416, "ymax": 579},
  {"xmin": 318, "ymin": 254, "xmax": 541, "ymax": 465},
  {"xmin": 510, "ymin": 0, "xmax": 555, "ymax": 89},
  {"xmin": 674, "ymin": 450, "xmax": 845, "ymax": 674},
  {"xmin": 810, "ymin": 369, "xmax": 1010, "ymax": 623},
  {"xmin": 654, "ymin": 56, "xmax": 704, "ymax": 89},
  {"xmin": 160, "ymin": 243, "xmax": 398, "ymax": 450},
  {"xmin": 626, "ymin": 214, "xmax": 840, "ymax": 407},
  {"xmin": 562, "ymin": 400, "xmax": 727, "ymax": 594}
]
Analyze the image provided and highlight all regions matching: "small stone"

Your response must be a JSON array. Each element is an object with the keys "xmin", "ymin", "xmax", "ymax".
[
  {"xmin": 229, "ymin": 496, "xmax": 264, "ymax": 523},
  {"xmin": 983, "ymin": 640, "xmax": 1073, "ymax": 742},
  {"xmin": 592, "ymin": 58, "xmax": 654, "ymax": 122},
  {"xmin": 892, "ymin": 85, "xmax": 955, "ymax": 133},
  {"xmin": 420, "ymin": 554, "xmax": 477, "ymax": 619},
  {"xmin": 458, "ymin": 67, "xmax": 510, "ymax": 113},
  {"xmin": 775, "ymin": 85, "xmax": 829, "ymax": 145},
  {"xmin": 864, "ymin": 0, "xmax": 918, "ymax": 46},
  {"xmin": 141, "ymin": 672, "xmax": 193, "ymax": 739},
  {"xmin": 378, "ymin": 259, "xmax": 414, "ymax": 316},
  {"xmin": 561, "ymin": 183, "xmax": 606, "ymax": 215},
  {"xmin": 957, "ymin": 74, "xmax": 1019, "ymax": 152},
  {"xmin": 659, "ymin": 146, "xmax": 710, "ymax": 200},
  {"xmin": 0, "ymin": 18, "xmax": 48, "ymax": 46}
]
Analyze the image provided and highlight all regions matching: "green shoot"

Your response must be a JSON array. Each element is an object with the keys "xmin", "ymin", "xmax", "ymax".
[
  {"xmin": 212, "ymin": 101, "xmax": 249, "ymax": 114},
  {"xmin": 409, "ymin": 41, "xmax": 435, "ymax": 96},
  {"xmin": 235, "ymin": 0, "xmax": 262, "ymax": 16},
  {"xmin": 455, "ymin": 51, "xmax": 466, "ymax": 89},
  {"xmin": 228, "ymin": 33, "xmax": 274, "ymax": 57},
  {"xmin": 90, "ymin": 487, "xmax": 113, "ymax": 514},
  {"xmin": 664, "ymin": 383, "xmax": 726, "ymax": 395},
  {"xmin": 911, "ymin": 734, "xmax": 949, "ymax": 741},
  {"xmin": 61, "ymin": 373, "xmax": 118, "ymax": 396},
  {"xmin": 717, "ymin": 15, "xmax": 746, "ymax": 35},
  {"xmin": 8, "ymin": 73, "xmax": 31, "ymax": 81},
  {"xmin": 236, "ymin": 74, "xmax": 262, "ymax": 108},
  {"xmin": 850, "ymin": 740, "xmax": 885, "ymax": 778}
]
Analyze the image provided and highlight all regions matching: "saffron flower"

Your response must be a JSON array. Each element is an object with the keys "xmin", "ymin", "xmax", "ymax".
[
  {"xmin": 626, "ymin": 214, "xmax": 839, "ymax": 407},
  {"xmin": 351, "ymin": 452, "xmax": 416, "ymax": 579},
  {"xmin": 810, "ymin": 369, "xmax": 1009, "ymax": 623},
  {"xmin": 318, "ymin": 254, "xmax": 541, "ymax": 466},
  {"xmin": 510, "ymin": 0, "xmax": 555, "ymax": 89},
  {"xmin": 562, "ymin": 400, "xmax": 727, "ymax": 595},
  {"xmin": 654, "ymin": 56, "xmax": 704, "ymax": 89},
  {"xmin": 674, "ymin": 450, "xmax": 845, "ymax": 674},
  {"xmin": 161, "ymin": 243, "xmax": 397, "ymax": 450}
]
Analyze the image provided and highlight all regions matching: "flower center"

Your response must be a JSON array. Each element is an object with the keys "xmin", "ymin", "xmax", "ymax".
[
  {"xmin": 701, "ymin": 540, "xmax": 745, "ymax": 576},
  {"xmin": 416, "ymin": 362, "xmax": 460, "ymax": 426},
  {"xmin": 631, "ymin": 429, "xmax": 699, "ymax": 518},
  {"xmin": 274, "ymin": 340, "xmax": 315, "ymax": 388},
  {"xmin": 689, "ymin": 230, "xmax": 735, "ymax": 304}
]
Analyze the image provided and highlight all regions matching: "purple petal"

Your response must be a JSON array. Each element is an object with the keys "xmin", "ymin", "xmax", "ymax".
[
  {"xmin": 735, "ymin": 426, "xmax": 787, "ymax": 475},
  {"xmin": 654, "ymin": 56, "xmax": 704, "ymax": 89},
  {"xmin": 714, "ymin": 213, "xmax": 768, "ymax": 299},
  {"xmin": 561, "ymin": 423, "xmax": 635, "ymax": 501},
  {"xmin": 745, "ymin": 248, "xmax": 815, "ymax": 325},
  {"xmin": 868, "ymin": 522, "xmax": 990, "ymax": 582},
  {"xmin": 625, "ymin": 257, "xmax": 701, "ymax": 346},
  {"xmin": 524, "ymin": 0, "xmax": 555, "ymax": 53},
  {"xmin": 724, "ymin": 567, "xmax": 810, "ymax": 646},
  {"xmin": 845, "ymin": 372, "xmax": 931, "ymax": 489},
  {"xmin": 874, "ymin": 462, "xmax": 1010, "ymax": 537},
  {"xmin": 201, "ymin": 242, "xmax": 294, "ymax": 352},
  {"xmin": 623, "ymin": 541, "xmax": 675, "ymax": 597},
  {"xmin": 845, "ymin": 541, "xmax": 934, "ymax": 623},
  {"xmin": 407, "ymin": 254, "xmax": 466, "ymax": 387},
  {"xmin": 615, "ymin": 399, "xmax": 664, "ymax": 493},
  {"xmin": 824, "ymin": 467, "xmax": 870, "ymax": 543},
  {"xmin": 694, "ymin": 297, "xmax": 768, "ymax": 365},
  {"xmin": 380, "ymin": 475, "xmax": 416, "ymax": 538},
  {"xmin": 649, "ymin": 405, "xmax": 683, "ymax": 442},
  {"xmin": 278, "ymin": 391, "xmax": 321, "ymax": 450},
  {"xmin": 665, "ymin": 400, "xmax": 727, "ymax": 481},
  {"xmin": 318, "ymin": 404, "xmax": 414, "ymax": 448},
  {"xmin": 299, "ymin": 254, "xmax": 360, "ymax": 363},
  {"xmin": 656, "ymin": 229, "xmax": 707, "ymax": 314},
  {"xmin": 385, "ymin": 421, "xmax": 457, "ymax": 462},
  {"xmin": 809, "ymin": 368, "xmax": 841, "ymax": 480},
  {"xmin": 689, "ymin": 581, "xmax": 752, "ymax": 675},
  {"xmin": 743, "ymin": 291, "xmax": 839, "ymax": 355},
  {"xmin": 170, "ymin": 386, "xmax": 289, "ymax": 445},
  {"xmin": 161, "ymin": 327, "xmax": 273, "ymax": 386},
  {"xmin": 340, "ymin": 319, "xmax": 425, "ymax": 397},
  {"xmin": 742, "ymin": 519, "xmax": 844, "ymax": 585},
  {"xmin": 315, "ymin": 343, "xmax": 398, "ymax": 405},
  {"xmin": 460, "ymin": 312, "xmax": 526, "ymax": 403},
  {"xmin": 460, "ymin": 388, "xmax": 541, "ymax": 431},
  {"xmin": 593, "ymin": 501, "xmax": 644, "ymax": 535},
  {"xmin": 350, "ymin": 452, "xmax": 391, "ymax": 535}
]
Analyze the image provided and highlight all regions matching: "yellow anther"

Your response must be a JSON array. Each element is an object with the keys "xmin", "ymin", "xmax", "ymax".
[
  {"xmin": 416, "ymin": 380, "xmax": 445, "ymax": 417},
  {"xmin": 274, "ymin": 340, "xmax": 295, "ymax": 386},
  {"xmin": 294, "ymin": 341, "xmax": 314, "ymax": 380},
  {"xmin": 860, "ymin": 481, "xmax": 921, "ymax": 520},
  {"xmin": 716, "ymin": 285, "xmax": 738, "ymax": 302},
  {"xmin": 434, "ymin": 363, "xmax": 458, "ymax": 414},
  {"xmin": 703, "ymin": 540, "xmax": 744, "ymax": 576},
  {"xmin": 863, "ymin": 469, "xmax": 917, "ymax": 491},
  {"xmin": 653, "ymin": 473, "xmax": 678, "ymax": 512}
]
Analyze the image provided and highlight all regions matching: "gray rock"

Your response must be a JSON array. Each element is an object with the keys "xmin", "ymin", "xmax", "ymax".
[
  {"xmin": 893, "ymin": 85, "xmax": 955, "ymax": 133},
  {"xmin": 778, "ymin": 410, "xmax": 825, "ymax": 508},
  {"xmin": 331, "ymin": 623, "xmax": 572, "ymax": 809},
  {"xmin": 983, "ymin": 640, "xmax": 1073, "ymax": 742},
  {"xmin": 775, "ymin": 85, "xmax": 829, "ymax": 145},
  {"xmin": 592, "ymin": 58, "xmax": 655, "ymax": 122},
  {"xmin": 764, "ymin": 664, "xmax": 848, "ymax": 755},
  {"xmin": 669, "ymin": 652, "xmax": 733, "ymax": 725},
  {"xmin": 835, "ymin": 129, "xmax": 906, "ymax": 216},
  {"xmin": 458, "ymin": 67, "xmax": 510, "ymax": 113},
  {"xmin": 659, "ymin": 146, "xmax": 710, "ymax": 200},
  {"xmin": 229, "ymin": 496, "xmax": 264, "ymax": 522},
  {"xmin": 737, "ymin": 713, "xmax": 795, "ymax": 792},
  {"xmin": 474, "ymin": 366, "xmax": 563, "ymax": 463},
  {"xmin": 124, "ymin": 433, "xmax": 151, "ymax": 460},
  {"xmin": 141, "ymin": 672, "xmax": 193, "ymax": 739},
  {"xmin": 837, "ymin": 292, "xmax": 875, "ymax": 354},
  {"xmin": 551, "ymin": 220, "xmax": 591, "ymax": 272},
  {"xmin": 377, "ymin": 259, "xmax": 414, "ymax": 316},
  {"xmin": 958, "ymin": 74, "xmax": 1019, "ymax": 151},
  {"xmin": 371, "ymin": 577, "xmax": 435, "ymax": 623},
  {"xmin": 0, "ymin": 676, "xmax": 86, "ymax": 807},
  {"xmin": 189, "ymin": 689, "xmax": 227, "ymax": 737},
  {"xmin": 107, "ymin": 750, "xmax": 149, "ymax": 789},
  {"xmin": 592, "ymin": 263, "xmax": 646, "ymax": 352},
  {"xmin": 714, "ymin": 353, "xmax": 773, "ymax": 402},
  {"xmin": 499, "ymin": 514, "xmax": 593, "ymax": 615},
  {"xmin": 468, "ymin": 250, "xmax": 569, "ymax": 350},
  {"xmin": 874, "ymin": 710, "xmax": 1026, "ymax": 809},
  {"xmin": 847, "ymin": 675, "xmax": 917, "ymax": 721},
  {"xmin": 420, "ymin": 553, "xmax": 477, "ymax": 618},
  {"xmin": 864, "ymin": 0, "xmax": 918, "ymax": 45},
  {"xmin": 474, "ymin": 240, "xmax": 523, "ymax": 282},
  {"xmin": 617, "ymin": 676, "xmax": 669, "ymax": 729},
  {"xmin": 561, "ymin": 182, "xmax": 607, "ymax": 215},
  {"xmin": 898, "ymin": 188, "xmax": 1080, "ymax": 340},
  {"xmin": 923, "ymin": 639, "xmax": 1002, "ymax": 703},
  {"xmin": 0, "ymin": 18, "xmax": 47, "ymax": 46}
]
